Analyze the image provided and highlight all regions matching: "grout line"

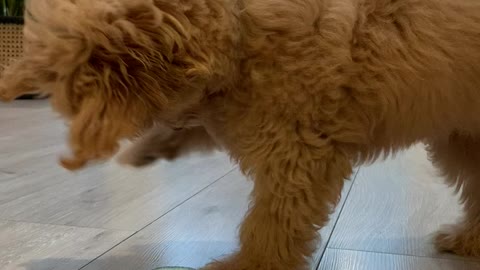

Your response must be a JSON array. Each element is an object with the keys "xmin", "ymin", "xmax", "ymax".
[
  {"xmin": 324, "ymin": 246, "xmax": 480, "ymax": 264},
  {"xmin": 77, "ymin": 167, "xmax": 238, "ymax": 270},
  {"xmin": 314, "ymin": 168, "xmax": 360, "ymax": 270}
]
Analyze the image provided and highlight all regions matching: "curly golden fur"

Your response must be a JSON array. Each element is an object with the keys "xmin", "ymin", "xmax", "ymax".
[{"xmin": 2, "ymin": 0, "xmax": 480, "ymax": 269}]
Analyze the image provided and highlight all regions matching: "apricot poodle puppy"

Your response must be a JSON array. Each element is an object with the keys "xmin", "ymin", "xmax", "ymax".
[{"xmin": 1, "ymin": 0, "xmax": 480, "ymax": 269}]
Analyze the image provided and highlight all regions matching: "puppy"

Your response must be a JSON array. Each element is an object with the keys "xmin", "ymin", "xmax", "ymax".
[{"xmin": 1, "ymin": 0, "xmax": 480, "ymax": 269}]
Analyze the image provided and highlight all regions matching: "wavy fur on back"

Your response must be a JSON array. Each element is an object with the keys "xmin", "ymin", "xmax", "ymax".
[{"xmin": 2, "ymin": 0, "xmax": 480, "ymax": 269}]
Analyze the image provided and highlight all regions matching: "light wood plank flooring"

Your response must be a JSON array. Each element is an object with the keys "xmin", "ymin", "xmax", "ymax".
[{"xmin": 1, "ymin": 100, "xmax": 479, "ymax": 270}]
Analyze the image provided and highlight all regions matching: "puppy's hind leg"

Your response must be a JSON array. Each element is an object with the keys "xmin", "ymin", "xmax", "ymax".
[{"xmin": 427, "ymin": 133, "xmax": 480, "ymax": 256}]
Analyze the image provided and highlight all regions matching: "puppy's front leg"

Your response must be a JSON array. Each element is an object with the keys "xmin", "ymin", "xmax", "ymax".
[
  {"xmin": 118, "ymin": 124, "xmax": 218, "ymax": 167},
  {"xmin": 203, "ymin": 125, "xmax": 352, "ymax": 270}
]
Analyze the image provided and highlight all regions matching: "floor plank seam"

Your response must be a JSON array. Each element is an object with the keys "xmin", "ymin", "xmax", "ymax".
[
  {"xmin": 325, "ymin": 247, "xmax": 480, "ymax": 263},
  {"xmin": 0, "ymin": 217, "xmax": 135, "ymax": 232},
  {"xmin": 76, "ymin": 166, "xmax": 238, "ymax": 270},
  {"xmin": 314, "ymin": 168, "xmax": 361, "ymax": 270}
]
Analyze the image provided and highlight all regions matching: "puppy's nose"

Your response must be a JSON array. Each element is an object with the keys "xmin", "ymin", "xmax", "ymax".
[{"xmin": 0, "ymin": 77, "xmax": 23, "ymax": 102}]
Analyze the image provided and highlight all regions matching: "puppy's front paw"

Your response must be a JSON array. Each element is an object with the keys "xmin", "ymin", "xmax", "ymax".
[
  {"xmin": 0, "ymin": 82, "xmax": 12, "ymax": 102},
  {"xmin": 201, "ymin": 258, "xmax": 248, "ymax": 270},
  {"xmin": 117, "ymin": 150, "xmax": 160, "ymax": 167},
  {"xmin": 117, "ymin": 124, "xmax": 181, "ymax": 167},
  {"xmin": 201, "ymin": 253, "xmax": 290, "ymax": 270},
  {"xmin": 117, "ymin": 144, "xmax": 179, "ymax": 167}
]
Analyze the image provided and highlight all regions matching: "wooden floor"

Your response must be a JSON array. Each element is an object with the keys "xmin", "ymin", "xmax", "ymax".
[{"xmin": 1, "ymin": 100, "xmax": 480, "ymax": 270}]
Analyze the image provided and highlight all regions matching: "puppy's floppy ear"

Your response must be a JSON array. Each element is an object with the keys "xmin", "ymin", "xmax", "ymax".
[{"xmin": 60, "ymin": 95, "xmax": 135, "ymax": 170}]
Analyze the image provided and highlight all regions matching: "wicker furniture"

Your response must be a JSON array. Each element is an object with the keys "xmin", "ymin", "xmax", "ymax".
[
  {"xmin": 0, "ymin": 17, "xmax": 47, "ymax": 99},
  {"xmin": 0, "ymin": 16, "xmax": 23, "ymax": 74}
]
